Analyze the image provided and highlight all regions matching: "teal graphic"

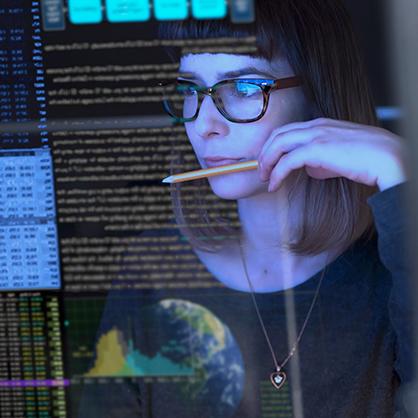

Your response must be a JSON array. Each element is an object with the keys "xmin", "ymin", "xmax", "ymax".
[
  {"xmin": 106, "ymin": 0, "xmax": 150, "ymax": 22},
  {"xmin": 85, "ymin": 326, "xmax": 194, "ymax": 376},
  {"xmin": 192, "ymin": 0, "xmax": 227, "ymax": 19},
  {"xmin": 68, "ymin": 0, "xmax": 103, "ymax": 24},
  {"xmin": 153, "ymin": 0, "xmax": 188, "ymax": 20}
]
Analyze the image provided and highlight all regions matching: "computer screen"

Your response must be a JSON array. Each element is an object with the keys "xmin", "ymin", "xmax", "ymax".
[{"xmin": 0, "ymin": 1, "xmax": 414, "ymax": 417}]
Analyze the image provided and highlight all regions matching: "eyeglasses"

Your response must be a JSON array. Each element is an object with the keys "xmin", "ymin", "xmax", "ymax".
[{"xmin": 159, "ymin": 76, "xmax": 302, "ymax": 123}]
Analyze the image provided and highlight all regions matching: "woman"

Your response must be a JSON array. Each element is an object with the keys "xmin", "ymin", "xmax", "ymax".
[
  {"xmin": 158, "ymin": 0, "xmax": 413, "ymax": 417},
  {"xmin": 77, "ymin": 1, "xmax": 413, "ymax": 417}
]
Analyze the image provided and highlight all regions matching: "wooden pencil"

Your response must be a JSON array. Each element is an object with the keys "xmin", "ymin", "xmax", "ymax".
[{"xmin": 162, "ymin": 160, "xmax": 259, "ymax": 184}]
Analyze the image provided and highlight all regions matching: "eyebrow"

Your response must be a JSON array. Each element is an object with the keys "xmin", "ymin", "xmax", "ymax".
[
  {"xmin": 178, "ymin": 66, "xmax": 277, "ymax": 80},
  {"xmin": 221, "ymin": 66, "xmax": 277, "ymax": 79}
]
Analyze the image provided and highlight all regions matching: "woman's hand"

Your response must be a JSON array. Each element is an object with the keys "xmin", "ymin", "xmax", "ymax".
[{"xmin": 258, "ymin": 118, "xmax": 408, "ymax": 192}]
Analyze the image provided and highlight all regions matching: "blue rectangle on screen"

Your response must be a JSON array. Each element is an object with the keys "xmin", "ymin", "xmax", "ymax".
[
  {"xmin": 153, "ymin": 0, "xmax": 188, "ymax": 20},
  {"xmin": 68, "ymin": 0, "xmax": 103, "ymax": 24},
  {"xmin": 106, "ymin": 0, "xmax": 150, "ymax": 22},
  {"xmin": 41, "ymin": 0, "xmax": 66, "ymax": 31},
  {"xmin": 0, "ymin": 149, "xmax": 61, "ymax": 292},
  {"xmin": 192, "ymin": 0, "xmax": 227, "ymax": 19},
  {"xmin": 230, "ymin": 0, "xmax": 254, "ymax": 23}
]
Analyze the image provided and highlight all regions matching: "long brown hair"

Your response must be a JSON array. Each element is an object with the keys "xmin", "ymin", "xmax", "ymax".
[{"xmin": 161, "ymin": 0, "xmax": 379, "ymax": 255}]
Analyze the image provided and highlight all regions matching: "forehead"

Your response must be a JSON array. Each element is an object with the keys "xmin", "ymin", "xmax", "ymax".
[{"xmin": 179, "ymin": 53, "xmax": 293, "ymax": 80}]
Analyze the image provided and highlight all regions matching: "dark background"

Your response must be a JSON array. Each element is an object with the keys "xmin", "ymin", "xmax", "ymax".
[{"xmin": 345, "ymin": 0, "xmax": 392, "ymax": 105}]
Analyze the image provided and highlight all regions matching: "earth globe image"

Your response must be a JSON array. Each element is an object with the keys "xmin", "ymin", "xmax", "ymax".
[{"xmin": 141, "ymin": 298, "xmax": 245, "ymax": 418}]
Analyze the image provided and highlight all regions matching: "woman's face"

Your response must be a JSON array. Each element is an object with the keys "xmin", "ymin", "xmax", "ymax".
[{"xmin": 179, "ymin": 53, "xmax": 313, "ymax": 200}]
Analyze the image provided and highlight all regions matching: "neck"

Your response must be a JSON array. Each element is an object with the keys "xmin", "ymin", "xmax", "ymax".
[
  {"xmin": 236, "ymin": 177, "xmax": 337, "ymax": 292},
  {"xmin": 237, "ymin": 177, "xmax": 303, "ymax": 252}
]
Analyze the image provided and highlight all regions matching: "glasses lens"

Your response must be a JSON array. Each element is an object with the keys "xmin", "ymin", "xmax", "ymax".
[
  {"xmin": 216, "ymin": 81, "xmax": 264, "ymax": 121},
  {"xmin": 162, "ymin": 81, "xmax": 198, "ymax": 120}
]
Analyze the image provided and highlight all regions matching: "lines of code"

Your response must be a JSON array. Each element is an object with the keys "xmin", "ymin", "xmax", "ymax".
[
  {"xmin": 0, "ymin": 1, "xmax": 60, "ymax": 290},
  {"xmin": 0, "ymin": 3, "xmax": 66, "ymax": 415},
  {"xmin": 0, "ymin": 1, "xmax": 61, "ymax": 292},
  {"xmin": 44, "ymin": 34, "xmax": 251, "ymax": 291}
]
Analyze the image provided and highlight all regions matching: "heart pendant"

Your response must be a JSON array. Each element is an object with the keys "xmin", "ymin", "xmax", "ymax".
[{"xmin": 270, "ymin": 370, "xmax": 287, "ymax": 390}]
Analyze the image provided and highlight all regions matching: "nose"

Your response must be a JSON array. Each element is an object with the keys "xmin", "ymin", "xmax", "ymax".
[{"xmin": 192, "ymin": 94, "xmax": 229, "ymax": 139}]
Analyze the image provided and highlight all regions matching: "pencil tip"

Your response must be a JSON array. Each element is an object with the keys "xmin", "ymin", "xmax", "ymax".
[{"xmin": 162, "ymin": 176, "xmax": 172, "ymax": 183}]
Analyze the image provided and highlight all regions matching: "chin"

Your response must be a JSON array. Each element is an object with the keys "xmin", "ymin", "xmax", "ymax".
[{"xmin": 207, "ymin": 172, "xmax": 266, "ymax": 200}]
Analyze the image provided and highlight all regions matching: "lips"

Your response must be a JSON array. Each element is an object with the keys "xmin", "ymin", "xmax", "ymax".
[{"xmin": 203, "ymin": 157, "xmax": 244, "ymax": 168}]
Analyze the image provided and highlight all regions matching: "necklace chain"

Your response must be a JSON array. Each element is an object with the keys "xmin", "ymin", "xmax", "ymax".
[{"xmin": 238, "ymin": 240, "xmax": 327, "ymax": 373}]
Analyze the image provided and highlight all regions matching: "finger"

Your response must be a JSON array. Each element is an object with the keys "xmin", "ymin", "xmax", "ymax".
[
  {"xmin": 261, "ymin": 117, "xmax": 363, "ymax": 158},
  {"xmin": 259, "ymin": 127, "xmax": 326, "ymax": 181},
  {"xmin": 266, "ymin": 117, "xmax": 355, "ymax": 143},
  {"xmin": 260, "ymin": 121, "xmax": 318, "ymax": 156},
  {"xmin": 259, "ymin": 118, "xmax": 363, "ymax": 181},
  {"xmin": 259, "ymin": 118, "xmax": 344, "ymax": 162},
  {"xmin": 267, "ymin": 142, "xmax": 336, "ymax": 192}
]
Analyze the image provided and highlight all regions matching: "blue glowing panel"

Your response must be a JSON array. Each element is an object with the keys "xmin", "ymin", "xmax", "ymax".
[
  {"xmin": 191, "ymin": 0, "xmax": 227, "ymax": 19},
  {"xmin": 153, "ymin": 0, "xmax": 188, "ymax": 20},
  {"xmin": 106, "ymin": 0, "xmax": 150, "ymax": 22},
  {"xmin": 0, "ymin": 149, "xmax": 60, "ymax": 291},
  {"xmin": 41, "ymin": 0, "xmax": 66, "ymax": 30},
  {"xmin": 68, "ymin": 0, "xmax": 103, "ymax": 24},
  {"xmin": 230, "ymin": 0, "xmax": 254, "ymax": 23}
]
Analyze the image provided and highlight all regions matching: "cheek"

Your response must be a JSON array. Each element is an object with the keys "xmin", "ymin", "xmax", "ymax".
[
  {"xmin": 184, "ymin": 124, "xmax": 202, "ymax": 158},
  {"xmin": 238, "ymin": 92, "xmax": 311, "ymax": 153},
  {"xmin": 266, "ymin": 90, "xmax": 312, "ymax": 123},
  {"xmin": 241, "ymin": 127, "xmax": 272, "ymax": 157},
  {"xmin": 184, "ymin": 123, "xmax": 194, "ymax": 146},
  {"xmin": 238, "ymin": 91, "xmax": 312, "ymax": 154}
]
